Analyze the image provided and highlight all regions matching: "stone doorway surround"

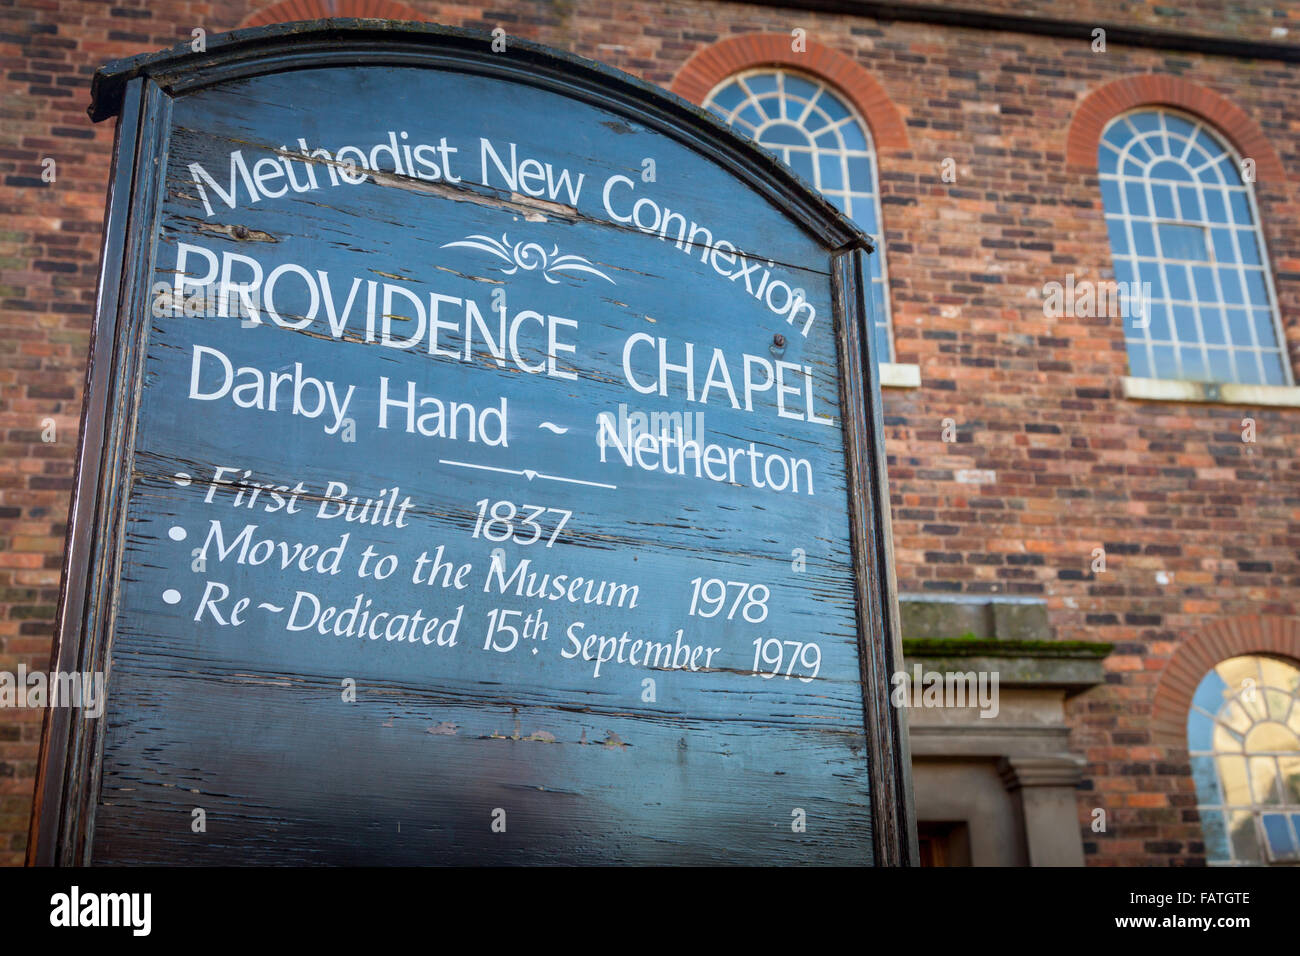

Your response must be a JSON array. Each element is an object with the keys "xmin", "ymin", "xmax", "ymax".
[{"xmin": 900, "ymin": 595, "xmax": 1111, "ymax": 866}]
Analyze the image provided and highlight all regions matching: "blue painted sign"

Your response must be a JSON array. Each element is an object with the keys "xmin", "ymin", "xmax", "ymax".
[{"xmin": 32, "ymin": 22, "xmax": 913, "ymax": 865}]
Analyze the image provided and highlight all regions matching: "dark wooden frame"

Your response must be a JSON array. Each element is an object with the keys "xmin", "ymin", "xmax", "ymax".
[{"xmin": 28, "ymin": 19, "xmax": 916, "ymax": 866}]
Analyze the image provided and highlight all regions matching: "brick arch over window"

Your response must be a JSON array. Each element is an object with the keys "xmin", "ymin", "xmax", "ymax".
[
  {"xmin": 671, "ymin": 34, "xmax": 908, "ymax": 151},
  {"xmin": 1066, "ymin": 75, "xmax": 1284, "ymax": 181},
  {"xmin": 241, "ymin": 0, "xmax": 426, "ymax": 28},
  {"xmin": 1151, "ymin": 616, "xmax": 1300, "ymax": 749}
]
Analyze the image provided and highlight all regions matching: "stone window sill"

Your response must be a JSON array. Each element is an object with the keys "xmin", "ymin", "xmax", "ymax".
[
  {"xmin": 1121, "ymin": 376, "xmax": 1300, "ymax": 407},
  {"xmin": 880, "ymin": 362, "xmax": 921, "ymax": 388}
]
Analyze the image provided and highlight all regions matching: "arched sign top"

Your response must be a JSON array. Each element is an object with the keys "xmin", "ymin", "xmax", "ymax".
[
  {"xmin": 36, "ymin": 19, "xmax": 912, "ymax": 866},
  {"xmin": 88, "ymin": 18, "xmax": 872, "ymax": 255}
]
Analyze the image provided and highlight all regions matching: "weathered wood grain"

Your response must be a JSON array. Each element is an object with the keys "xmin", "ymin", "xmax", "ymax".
[{"xmin": 32, "ymin": 22, "xmax": 913, "ymax": 866}]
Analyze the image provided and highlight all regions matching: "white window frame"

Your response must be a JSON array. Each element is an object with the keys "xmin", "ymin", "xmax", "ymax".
[{"xmin": 1099, "ymin": 107, "xmax": 1293, "ymax": 387}]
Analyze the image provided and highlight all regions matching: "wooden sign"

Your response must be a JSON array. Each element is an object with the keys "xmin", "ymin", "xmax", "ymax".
[{"xmin": 31, "ymin": 20, "xmax": 914, "ymax": 865}]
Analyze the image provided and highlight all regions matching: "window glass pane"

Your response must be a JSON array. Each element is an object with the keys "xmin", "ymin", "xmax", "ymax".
[
  {"xmin": 1207, "ymin": 347, "xmax": 1232, "ymax": 381},
  {"xmin": 1123, "ymin": 309, "xmax": 1149, "ymax": 340},
  {"xmin": 1146, "ymin": 302, "xmax": 1170, "ymax": 340},
  {"xmin": 1159, "ymin": 223, "xmax": 1208, "ymax": 260},
  {"xmin": 855, "ymin": 200, "xmax": 878, "ymax": 237},
  {"xmin": 763, "ymin": 122, "xmax": 810, "ymax": 147},
  {"xmin": 1218, "ymin": 269, "xmax": 1243, "ymax": 305},
  {"xmin": 1217, "ymin": 725, "xmax": 1245, "ymax": 755},
  {"xmin": 1151, "ymin": 158, "xmax": 1191, "ymax": 182},
  {"xmin": 1152, "ymin": 183, "xmax": 1177, "ymax": 218},
  {"xmin": 1151, "ymin": 344, "xmax": 1177, "ymax": 378},
  {"xmin": 1166, "ymin": 264, "xmax": 1191, "ymax": 301},
  {"xmin": 1224, "ymin": 308, "xmax": 1250, "ymax": 343},
  {"xmin": 1190, "ymin": 126, "xmax": 1224, "ymax": 158},
  {"xmin": 816, "ymin": 153, "xmax": 840, "ymax": 191},
  {"xmin": 1131, "ymin": 220, "xmax": 1156, "ymax": 257},
  {"xmin": 1222, "ymin": 698, "xmax": 1254, "ymax": 735},
  {"xmin": 734, "ymin": 103, "xmax": 763, "ymax": 129},
  {"xmin": 1263, "ymin": 814, "xmax": 1299, "ymax": 861},
  {"xmin": 1106, "ymin": 219, "xmax": 1129, "ymax": 254},
  {"xmin": 1201, "ymin": 308, "xmax": 1226, "ymax": 345},
  {"xmin": 1178, "ymin": 186, "xmax": 1202, "ymax": 217},
  {"xmin": 1192, "ymin": 755, "xmax": 1223, "ymax": 802},
  {"xmin": 1193, "ymin": 670, "xmax": 1229, "ymax": 713},
  {"xmin": 1218, "ymin": 658, "xmax": 1262, "ymax": 691},
  {"xmin": 1243, "ymin": 270, "xmax": 1269, "ymax": 306},
  {"xmin": 1201, "ymin": 810, "xmax": 1231, "ymax": 862},
  {"xmin": 1249, "ymin": 721, "xmax": 1300, "ymax": 752},
  {"xmin": 1203, "ymin": 153, "xmax": 1234, "ymax": 185},
  {"xmin": 1229, "ymin": 190, "xmax": 1252, "ymax": 224},
  {"xmin": 814, "ymin": 128, "xmax": 843, "ymax": 149},
  {"xmin": 1188, "ymin": 708, "xmax": 1216, "ymax": 751},
  {"xmin": 1280, "ymin": 756, "xmax": 1300, "ymax": 802},
  {"xmin": 1210, "ymin": 228, "xmax": 1235, "ymax": 261},
  {"xmin": 1204, "ymin": 189, "xmax": 1228, "ymax": 222},
  {"xmin": 1251, "ymin": 757, "xmax": 1283, "ymax": 805},
  {"xmin": 816, "ymin": 90, "xmax": 849, "ymax": 122},
  {"xmin": 1233, "ymin": 350, "xmax": 1263, "ymax": 385},
  {"xmin": 1100, "ymin": 178, "xmax": 1121, "ymax": 208},
  {"xmin": 1137, "ymin": 259, "xmax": 1161, "ymax": 291},
  {"xmin": 839, "ymin": 121, "xmax": 867, "ymax": 152},
  {"xmin": 1164, "ymin": 114, "xmax": 1197, "ymax": 139},
  {"xmin": 1220, "ymin": 755, "xmax": 1251, "ymax": 804},
  {"xmin": 1262, "ymin": 355, "xmax": 1289, "ymax": 385},
  {"xmin": 1229, "ymin": 811, "xmax": 1261, "ymax": 861},
  {"xmin": 1129, "ymin": 112, "xmax": 1161, "ymax": 134},
  {"xmin": 1103, "ymin": 121, "xmax": 1132, "ymax": 147},
  {"xmin": 846, "ymin": 155, "xmax": 873, "ymax": 190},
  {"xmin": 1124, "ymin": 181, "xmax": 1149, "ymax": 216},
  {"xmin": 1192, "ymin": 267, "xmax": 1217, "ymax": 300},
  {"xmin": 757, "ymin": 94, "xmax": 785, "ymax": 122},
  {"xmin": 783, "ymin": 73, "xmax": 820, "ymax": 102},
  {"xmin": 1180, "ymin": 346, "xmax": 1207, "ymax": 380},
  {"xmin": 1126, "ymin": 345, "xmax": 1151, "ymax": 378},
  {"xmin": 1242, "ymin": 688, "xmax": 1271, "ymax": 723},
  {"xmin": 1237, "ymin": 230, "xmax": 1261, "ymax": 264},
  {"xmin": 1252, "ymin": 309, "xmax": 1280, "ymax": 348}
]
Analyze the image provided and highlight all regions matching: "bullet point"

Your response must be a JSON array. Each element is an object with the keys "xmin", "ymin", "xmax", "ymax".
[
  {"xmin": 174, "ymin": 473, "xmax": 191, "ymax": 486},
  {"xmin": 168, "ymin": 526, "xmax": 187, "ymax": 541},
  {"xmin": 162, "ymin": 589, "xmax": 181, "ymax": 605}
]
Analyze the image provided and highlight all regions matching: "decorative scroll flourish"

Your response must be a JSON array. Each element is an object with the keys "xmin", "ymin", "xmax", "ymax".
[{"xmin": 441, "ymin": 234, "xmax": 615, "ymax": 285}]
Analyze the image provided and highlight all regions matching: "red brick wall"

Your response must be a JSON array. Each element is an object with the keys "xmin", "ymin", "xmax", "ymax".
[
  {"xmin": 2, "ymin": 0, "xmax": 1297, "ymax": 866},
  {"xmin": 884, "ymin": 0, "xmax": 1300, "ymax": 47}
]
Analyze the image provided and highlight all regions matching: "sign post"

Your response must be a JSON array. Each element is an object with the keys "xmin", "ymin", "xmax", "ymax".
[{"xmin": 30, "ymin": 20, "xmax": 915, "ymax": 865}]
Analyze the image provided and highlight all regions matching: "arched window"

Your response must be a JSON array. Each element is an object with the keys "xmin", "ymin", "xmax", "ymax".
[
  {"xmin": 1188, "ymin": 655, "xmax": 1300, "ymax": 864},
  {"xmin": 703, "ymin": 69, "xmax": 893, "ymax": 363},
  {"xmin": 1099, "ymin": 109, "xmax": 1291, "ymax": 386}
]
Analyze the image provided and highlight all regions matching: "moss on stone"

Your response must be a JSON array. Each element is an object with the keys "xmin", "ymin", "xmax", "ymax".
[{"xmin": 902, "ymin": 638, "xmax": 1113, "ymax": 658}]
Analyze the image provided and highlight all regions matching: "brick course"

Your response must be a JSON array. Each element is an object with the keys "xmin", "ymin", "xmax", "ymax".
[{"xmin": 1, "ymin": 0, "xmax": 1298, "ymax": 866}]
